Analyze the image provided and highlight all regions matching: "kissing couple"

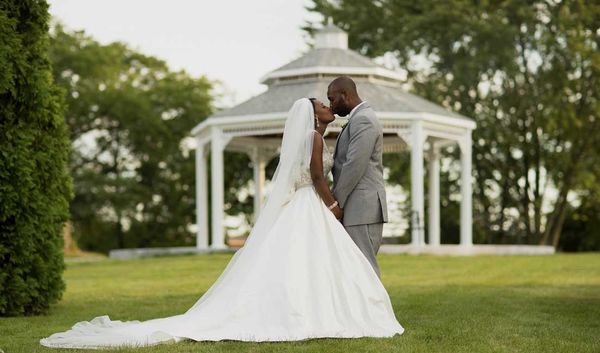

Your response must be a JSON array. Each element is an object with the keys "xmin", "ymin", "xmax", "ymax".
[{"xmin": 41, "ymin": 76, "xmax": 404, "ymax": 349}]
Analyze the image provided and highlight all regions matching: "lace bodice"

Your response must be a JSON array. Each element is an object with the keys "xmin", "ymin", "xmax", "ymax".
[{"xmin": 294, "ymin": 136, "xmax": 333, "ymax": 189}]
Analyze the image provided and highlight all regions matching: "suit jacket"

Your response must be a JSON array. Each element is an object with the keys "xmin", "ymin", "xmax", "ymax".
[{"xmin": 332, "ymin": 102, "xmax": 388, "ymax": 227}]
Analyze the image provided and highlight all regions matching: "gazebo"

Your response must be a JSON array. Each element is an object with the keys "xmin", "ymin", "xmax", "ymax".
[{"xmin": 191, "ymin": 24, "xmax": 476, "ymax": 251}]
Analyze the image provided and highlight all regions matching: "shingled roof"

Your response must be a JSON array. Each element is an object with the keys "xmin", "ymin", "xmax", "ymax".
[
  {"xmin": 208, "ymin": 24, "xmax": 472, "ymax": 122},
  {"xmin": 213, "ymin": 78, "xmax": 469, "ymax": 121}
]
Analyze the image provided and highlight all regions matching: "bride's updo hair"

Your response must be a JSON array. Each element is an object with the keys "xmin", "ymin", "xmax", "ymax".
[
  {"xmin": 308, "ymin": 98, "xmax": 318, "ymax": 129},
  {"xmin": 308, "ymin": 97, "xmax": 317, "ymax": 113}
]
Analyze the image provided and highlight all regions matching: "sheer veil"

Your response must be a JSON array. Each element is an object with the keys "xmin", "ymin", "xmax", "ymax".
[
  {"xmin": 186, "ymin": 98, "xmax": 315, "ymax": 313},
  {"xmin": 247, "ymin": 97, "xmax": 315, "ymax": 244}
]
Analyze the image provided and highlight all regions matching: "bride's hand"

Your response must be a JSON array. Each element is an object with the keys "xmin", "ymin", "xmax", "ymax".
[{"xmin": 332, "ymin": 206, "xmax": 343, "ymax": 221}]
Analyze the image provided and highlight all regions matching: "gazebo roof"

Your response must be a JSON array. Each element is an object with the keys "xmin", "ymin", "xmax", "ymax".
[
  {"xmin": 266, "ymin": 47, "xmax": 379, "ymax": 75},
  {"xmin": 192, "ymin": 23, "xmax": 473, "ymax": 136},
  {"xmin": 212, "ymin": 78, "xmax": 470, "ymax": 121}
]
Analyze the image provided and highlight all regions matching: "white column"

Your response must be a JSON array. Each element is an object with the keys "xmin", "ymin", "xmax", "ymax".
[
  {"xmin": 251, "ymin": 149, "xmax": 267, "ymax": 221},
  {"xmin": 428, "ymin": 142, "xmax": 441, "ymax": 246},
  {"xmin": 460, "ymin": 132, "xmax": 473, "ymax": 246},
  {"xmin": 210, "ymin": 127, "xmax": 227, "ymax": 249},
  {"xmin": 195, "ymin": 138, "xmax": 209, "ymax": 250},
  {"xmin": 410, "ymin": 121, "xmax": 425, "ymax": 247}
]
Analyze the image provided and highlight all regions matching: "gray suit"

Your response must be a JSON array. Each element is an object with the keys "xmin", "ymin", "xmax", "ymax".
[{"xmin": 332, "ymin": 102, "xmax": 388, "ymax": 277}]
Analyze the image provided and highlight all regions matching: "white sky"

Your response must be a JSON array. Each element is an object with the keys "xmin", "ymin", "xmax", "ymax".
[{"xmin": 48, "ymin": 0, "xmax": 322, "ymax": 107}]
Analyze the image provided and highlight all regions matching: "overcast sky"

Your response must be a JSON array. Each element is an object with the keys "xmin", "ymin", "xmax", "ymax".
[{"xmin": 48, "ymin": 0, "xmax": 322, "ymax": 107}]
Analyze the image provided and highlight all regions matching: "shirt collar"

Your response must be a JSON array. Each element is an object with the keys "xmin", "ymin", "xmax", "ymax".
[{"xmin": 348, "ymin": 101, "xmax": 367, "ymax": 120}]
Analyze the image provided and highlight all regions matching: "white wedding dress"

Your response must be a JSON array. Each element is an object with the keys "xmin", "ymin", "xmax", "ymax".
[{"xmin": 40, "ymin": 99, "xmax": 404, "ymax": 349}]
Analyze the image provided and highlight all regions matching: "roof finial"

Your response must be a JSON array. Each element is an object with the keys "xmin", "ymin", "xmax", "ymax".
[{"xmin": 315, "ymin": 17, "xmax": 347, "ymax": 49}]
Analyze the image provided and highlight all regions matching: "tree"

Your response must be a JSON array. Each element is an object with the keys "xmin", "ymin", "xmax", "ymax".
[
  {"xmin": 0, "ymin": 0, "xmax": 72, "ymax": 315},
  {"xmin": 308, "ymin": 0, "xmax": 599, "ymax": 247},
  {"xmin": 49, "ymin": 25, "xmax": 214, "ymax": 252}
]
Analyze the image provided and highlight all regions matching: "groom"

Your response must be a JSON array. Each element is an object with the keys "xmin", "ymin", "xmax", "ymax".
[{"xmin": 328, "ymin": 76, "xmax": 388, "ymax": 278}]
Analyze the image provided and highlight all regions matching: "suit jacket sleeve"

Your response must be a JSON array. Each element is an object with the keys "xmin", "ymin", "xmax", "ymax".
[{"xmin": 335, "ymin": 115, "xmax": 378, "ymax": 208}]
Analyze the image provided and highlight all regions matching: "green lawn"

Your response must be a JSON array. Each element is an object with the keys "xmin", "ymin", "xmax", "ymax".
[{"xmin": 1, "ymin": 253, "xmax": 599, "ymax": 353}]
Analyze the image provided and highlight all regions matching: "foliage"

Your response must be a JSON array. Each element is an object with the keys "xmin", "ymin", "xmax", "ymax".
[
  {"xmin": 49, "ymin": 25, "xmax": 214, "ymax": 252},
  {"xmin": 560, "ymin": 166, "xmax": 600, "ymax": 251},
  {"xmin": 307, "ymin": 0, "xmax": 600, "ymax": 248},
  {"xmin": 0, "ymin": 0, "xmax": 72, "ymax": 315}
]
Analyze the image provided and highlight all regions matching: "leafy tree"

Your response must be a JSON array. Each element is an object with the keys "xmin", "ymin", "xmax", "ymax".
[
  {"xmin": 0, "ymin": 0, "xmax": 72, "ymax": 315},
  {"xmin": 49, "ymin": 25, "xmax": 214, "ymax": 252},
  {"xmin": 560, "ymin": 162, "xmax": 600, "ymax": 251},
  {"xmin": 308, "ymin": 0, "xmax": 599, "ymax": 248}
]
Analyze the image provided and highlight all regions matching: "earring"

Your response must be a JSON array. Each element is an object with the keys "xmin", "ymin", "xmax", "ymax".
[{"xmin": 315, "ymin": 115, "xmax": 319, "ymax": 128}]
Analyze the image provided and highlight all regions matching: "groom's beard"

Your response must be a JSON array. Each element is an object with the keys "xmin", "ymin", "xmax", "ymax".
[{"xmin": 336, "ymin": 106, "xmax": 352, "ymax": 117}]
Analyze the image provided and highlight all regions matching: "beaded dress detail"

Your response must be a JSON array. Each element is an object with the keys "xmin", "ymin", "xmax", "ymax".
[{"xmin": 294, "ymin": 134, "xmax": 333, "ymax": 189}]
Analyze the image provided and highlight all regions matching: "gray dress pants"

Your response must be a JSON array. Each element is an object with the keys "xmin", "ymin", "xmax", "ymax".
[{"xmin": 345, "ymin": 222, "xmax": 384, "ymax": 278}]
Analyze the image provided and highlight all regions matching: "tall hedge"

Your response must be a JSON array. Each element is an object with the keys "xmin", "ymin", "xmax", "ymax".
[{"xmin": 0, "ymin": 0, "xmax": 72, "ymax": 316}]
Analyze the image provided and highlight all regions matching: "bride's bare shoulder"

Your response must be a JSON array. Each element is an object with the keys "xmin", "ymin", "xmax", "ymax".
[{"xmin": 312, "ymin": 131, "xmax": 323, "ymax": 149}]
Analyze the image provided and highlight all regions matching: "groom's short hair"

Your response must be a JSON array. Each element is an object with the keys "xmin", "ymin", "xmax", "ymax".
[{"xmin": 329, "ymin": 76, "xmax": 358, "ymax": 96}]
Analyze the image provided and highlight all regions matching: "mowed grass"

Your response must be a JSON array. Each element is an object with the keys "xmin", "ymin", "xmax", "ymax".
[{"xmin": 1, "ymin": 253, "xmax": 599, "ymax": 353}]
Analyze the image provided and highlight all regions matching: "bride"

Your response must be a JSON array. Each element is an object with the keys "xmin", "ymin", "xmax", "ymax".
[{"xmin": 40, "ymin": 98, "xmax": 405, "ymax": 349}]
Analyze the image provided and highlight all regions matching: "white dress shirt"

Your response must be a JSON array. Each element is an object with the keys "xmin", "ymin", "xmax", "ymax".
[{"xmin": 347, "ymin": 101, "xmax": 367, "ymax": 120}]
